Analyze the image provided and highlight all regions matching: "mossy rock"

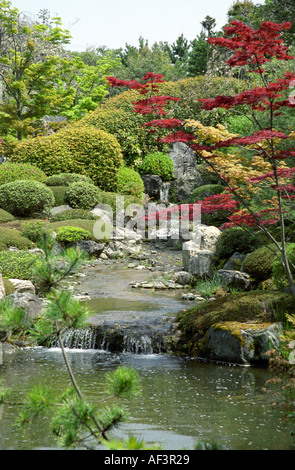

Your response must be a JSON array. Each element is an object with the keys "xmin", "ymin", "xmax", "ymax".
[
  {"xmin": 177, "ymin": 290, "xmax": 295, "ymax": 343},
  {"xmin": 243, "ymin": 244, "xmax": 279, "ymax": 282}
]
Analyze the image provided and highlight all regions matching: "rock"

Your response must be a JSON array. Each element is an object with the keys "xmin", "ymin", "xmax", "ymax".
[
  {"xmin": 50, "ymin": 205, "xmax": 72, "ymax": 216},
  {"xmin": 175, "ymin": 271, "xmax": 192, "ymax": 286},
  {"xmin": 90, "ymin": 206, "xmax": 113, "ymax": 224},
  {"xmin": 7, "ymin": 293, "xmax": 43, "ymax": 320},
  {"xmin": 201, "ymin": 322, "xmax": 283, "ymax": 365},
  {"xmin": 8, "ymin": 279, "xmax": 36, "ymax": 294},
  {"xmin": 223, "ymin": 252, "xmax": 246, "ymax": 271},
  {"xmin": 169, "ymin": 142, "xmax": 205, "ymax": 201},
  {"xmin": 182, "ymin": 225, "xmax": 221, "ymax": 277},
  {"xmin": 0, "ymin": 274, "xmax": 5, "ymax": 300},
  {"xmin": 75, "ymin": 240, "xmax": 105, "ymax": 258},
  {"xmin": 141, "ymin": 175, "xmax": 163, "ymax": 200},
  {"xmin": 217, "ymin": 269, "xmax": 251, "ymax": 291}
]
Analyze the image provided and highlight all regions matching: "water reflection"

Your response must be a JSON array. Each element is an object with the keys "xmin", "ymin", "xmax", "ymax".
[{"xmin": 0, "ymin": 347, "xmax": 294, "ymax": 450}]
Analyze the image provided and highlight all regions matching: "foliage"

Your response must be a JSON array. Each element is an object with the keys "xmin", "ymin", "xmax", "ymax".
[
  {"xmin": 273, "ymin": 243, "xmax": 295, "ymax": 289},
  {"xmin": 0, "ymin": 162, "xmax": 47, "ymax": 185},
  {"xmin": 0, "ymin": 250, "xmax": 39, "ymax": 279},
  {"xmin": 0, "ymin": 180, "xmax": 55, "ymax": 217},
  {"xmin": 139, "ymin": 151, "xmax": 174, "ymax": 181},
  {"xmin": 12, "ymin": 125, "xmax": 124, "ymax": 191},
  {"xmin": 49, "ymin": 186, "xmax": 67, "ymax": 206},
  {"xmin": 64, "ymin": 181, "xmax": 101, "ymax": 210},
  {"xmin": 22, "ymin": 220, "xmax": 50, "ymax": 243},
  {"xmin": 50, "ymin": 209, "xmax": 96, "ymax": 223},
  {"xmin": 56, "ymin": 226, "xmax": 92, "ymax": 245},
  {"xmin": 212, "ymin": 227, "xmax": 258, "ymax": 266},
  {"xmin": 46, "ymin": 173, "xmax": 94, "ymax": 187},
  {"xmin": 0, "ymin": 208, "xmax": 14, "ymax": 223},
  {"xmin": 191, "ymin": 184, "xmax": 225, "ymax": 202},
  {"xmin": 0, "ymin": 226, "xmax": 34, "ymax": 250},
  {"xmin": 116, "ymin": 166, "xmax": 144, "ymax": 200},
  {"xmin": 49, "ymin": 219, "xmax": 96, "ymax": 234},
  {"xmin": 0, "ymin": 297, "xmax": 33, "ymax": 339},
  {"xmin": 243, "ymin": 244, "xmax": 280, "ymax": 282}
]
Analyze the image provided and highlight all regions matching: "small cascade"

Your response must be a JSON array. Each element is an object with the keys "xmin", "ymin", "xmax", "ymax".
[
  {"xmin": 160, "ymin": 182, "xmax": 170, "ymax": 202},
  {"xmin": 52, "ymin": 320, "xmax": 174, "ymax": 355}
]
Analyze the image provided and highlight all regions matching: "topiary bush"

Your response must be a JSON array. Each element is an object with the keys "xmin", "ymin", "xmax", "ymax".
[
  {"xmin": 117, "ymin": 166, "xmax": 144, "ymax": 200},
  {"xmin": 50, "ymin": 209, "xmax": 96, "ymax": 223},
  {"xmin": 46, "ymin": 173, "xmax": 94, "ymax": 187},
  {"xmin": 11, "ymin": 125, "xmax": 124, "ymax": 192},
  {"xmin": 0, "ymin": 250, "xmax": 40, "ymax": 280},
  {"xmin": 272, "ymin": 243, "xmax": 295, "ymax": 290},
  {"xmin": 191, "ymin": 184, "xmax": 225, "ymax": 202},
  {"xmin": 49, "ymin": 186, "xmax": 67, "ymax": 206},
  {"xmin": 139, "ymin": 152, "xmax": 174, "ymax": 181},
  {"xmin": 22, "ymin": 220, "xmax": 51, "ymax": 244},
  {"xmin": 56, "ymin": 226, "xmax": 92, "ymax": 245},
  {"xmin": 0, "ymin": 208, "xmax": 14, "ymax": 223},
  {"xmin": 0, "ymin": 227, "xmax": 34, "ymax": 250},
  {"xmin": 0, "ymin": 180, "xmax": 55, "ymax": 217},
  {"xmin": 243, "ymin": 244, "xmax": 280, "ymax": 283},
  {"xmin": 0, "ymin": 162, "xmax": 47, "ymax": 186},
  {"xmin": 212, "ymin": 227, "xmax": 258, "ymax": 269},
  {"xmin": 64, "ymin": 182, "xmax": 101, "ymax": 210}
]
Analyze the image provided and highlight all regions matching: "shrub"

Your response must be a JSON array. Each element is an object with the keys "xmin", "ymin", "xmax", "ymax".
[
  {"xmin": 117, "ymin": 166, "xmax": 144, "ymax": 200},
  {"xmin": 0, "ymin": 250, "xmax": 40, "ymax": 280},
  {"xmin": 139, "ymin": 152, "xmax": 174, "ymax": 181},
  {"xmin": 212, "ymin": 227, "xmax": 258, "ymax": 268},
  {"xmin": 49, "ymin": 186, "xmax": 67, "ymax": 206},
  {"xmin": 272, "ymin": 244, "xmax": 295, "ymax": 290},
  {"xmin": 46, "ymin": 173, "xmax": 94, "ymax": 187},
  {"xmin": 12, "ymin": 125, "xmax": 124, "ymax": 191},
  {"xmin": 0, "ymin": 162, "xmax": 47, "ymax": 186},
  {"xmin": 0, "ymin": 208, "xmax": 14, "ymax": 223},
  {"xmin": 22, "ymin": 220, "xmax": 51, "ymax": 243},
  {"xmin": 3, "ymin": 278, "xmax": 15, "ymax": 295},
  {"xmin": 81, "ymin": 76, "xmax": 247, "ymax": 164},
  {"xmin": 49, "ymin": 219, "xmax": 96, "ymax": 234},
  {"xmin": 191, "ymin": 184, "xmax": 225, "ymax": 201},
  {"xmin": 0, "ymin": 227, "xmax": 34, "ymax": 250},
  {"xmin": 50, "ymin": 209, "xmax": 96, "ymax": 223},
  {"xmin": 0, "ymin": 180, "xmax": 55, "ymax": 217},
  {"xmin": 64, "ymin": 182, "xmax": 101, "ymax": 210},
  {"xmin": 243, "ymin": 245, "xmax": 280, "ymax": 282},
  {"xmin": 56, "ymin": 226, "xmax": 92, "ymax": 245}
]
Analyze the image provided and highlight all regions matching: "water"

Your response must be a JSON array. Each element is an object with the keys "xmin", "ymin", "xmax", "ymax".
[{"xmin": 0, "ymin": 347, "xmax": 294, "ymax": 450}]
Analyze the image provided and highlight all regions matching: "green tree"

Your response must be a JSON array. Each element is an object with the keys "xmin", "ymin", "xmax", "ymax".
[{"xmin": 0, "ymin": 0, "xmax": 72, "ymax": 139}]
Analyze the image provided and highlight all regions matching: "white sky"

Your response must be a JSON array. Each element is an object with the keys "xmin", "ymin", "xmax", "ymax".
[{"xmin": 12, "ymin": 0, "xmax": 262, "ymax": 51}]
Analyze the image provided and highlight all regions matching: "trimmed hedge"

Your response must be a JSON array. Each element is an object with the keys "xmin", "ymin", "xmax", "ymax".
[
  {"xmin": 0, "ymin": 208, "xmax": 14, "ymax": 223},
  {"xmin": 11, "ymin": 125, "xmax": 124, "ymax": 192},
  {"xmin": 0, "ymin": 250, "xmax": 40, "ymax": 280},
  {"xmin": 64, "ymin": 182, "xmax": 101, "ymax": 210},
  {"xmin": 117, "ymin": 166, "xmax": 144, "ymax": 199},
  {"xmin": 0, "ymin": 227, "xmax": 34, "ymax": 250},
  {"xmin": 139, "ymin": 152, "xmax": 174, "ymax": 181},
  {"xmin": 0, "ymin": 180, "xmax": 55, "ymax": 217},
  {"xmin": 46, "ymin": 172, "xmax": 94, "ymax": 187},
  {"xmin": 0, "ymin": 162, "xmax": 47, "ymax": 186}
]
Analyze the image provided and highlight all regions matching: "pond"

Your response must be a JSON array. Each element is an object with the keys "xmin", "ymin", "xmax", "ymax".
[{"xmin": 0, "ymin": 346, "xmax": 294, "ymax": 450}]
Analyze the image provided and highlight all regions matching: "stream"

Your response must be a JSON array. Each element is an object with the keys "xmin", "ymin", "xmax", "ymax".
[{"xmin": 0, "ymin": 245, "xmax": 294, "ymax": 450}]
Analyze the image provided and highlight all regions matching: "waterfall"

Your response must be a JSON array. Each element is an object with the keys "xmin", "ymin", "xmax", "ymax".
[
  {"xmin": 160, "ymin": 182, "xmax": 170, "ymax": 202},
  {"xmin": 52, "ymin": 322, "xmax": 172, "ymax": 355}
]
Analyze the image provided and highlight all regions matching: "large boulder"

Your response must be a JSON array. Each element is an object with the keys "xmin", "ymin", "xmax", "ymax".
[
  {"xmin": 0, "ymin": 274, "xmax": 5, "ymax": 300},
  {"xmin": 169, "ymin": 142, "xmax": 205, "ymax": 201},
  {"xmin": 200, "ymin": 322, "xmax": 283, "ymax": 365},
  {"xmin": 217, "ymin": 269, "xmax": 251, "ymax": 291},
  {"xmin": 182, "ymin": 225, "xmax": 221, "ymax": 277},
  {"xmin": 7, "ymin": 292, "xmax": 43, "ymax": 320}
]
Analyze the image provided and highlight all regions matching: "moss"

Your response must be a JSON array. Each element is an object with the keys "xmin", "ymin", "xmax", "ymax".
[
  {"xmin": 243, "ymin": 244, "xmax": 279, "ymax": 282},
  {"xmin": 177, "ymin": 290, "xmax": 295, "ymax": 341},
  {"xmin": 3, "ymin": 278, "xmax": 16, "ymax": 295},
  {"xmin": 211, "ymin": 321, "xmax": 273, "ymax": 347},
  {"xmin": 0, "ymin": 208, "xmax": 14, "ymax": 223}
]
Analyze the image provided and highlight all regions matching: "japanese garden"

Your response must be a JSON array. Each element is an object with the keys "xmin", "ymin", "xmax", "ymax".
[{"xmin": 0, "ymin": 0, "xmax": 294, "ymax": 452}]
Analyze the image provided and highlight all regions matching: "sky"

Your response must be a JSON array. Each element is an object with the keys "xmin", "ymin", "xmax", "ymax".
[{"xmin": 12, "ymin": 0, "xmax": 262, "ymax": 51}]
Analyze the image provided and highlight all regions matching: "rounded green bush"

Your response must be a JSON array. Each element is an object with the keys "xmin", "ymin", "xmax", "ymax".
[
  {"xmin": 0, "ymin": 208, "xmax": 14, "ymax": 223},
  {"xmin": 272, "ymin": 243, "xmax": 295, "ymax": 290},
  {"xmin": 212, "ymin": 227, "xmax": 258, "ymax": 268},
  {"xmin": 117, "ymin": 166, "xmax": 144, "ymax": 200},
  {"xmin": 46, "ymin": 173, "xmax": 94, "ymax": 187},
  {"xmin": 12, "ymin": 125, "xmax": 124, "ymax": 191},
  {"xmin": 0, "ymin": 162, "xmax": 47, "ymax": 186},
  {"xmin": 22, "ymin": 220, "xmax": 51, "ymax": 243},
  {"xmin": 56, "ymin": 226, "xmax": 92, "ymax": 245},
  {"xmin": 0, "ymin": 180, "xmax": 55, "ymax": 217},
  {"xmin": 0, "ymin": 226, "xmax": 34, "ymax": 250},
  {"xmin": 50, "ymin": 209, "xmax": 96, "ymax": 223},
  {"xmin": 243, "ymin": 244, "xmax": 280, "ymax": 282},
  {"xmin": 64, "ymin": 181, "xmax": 101, "ymax": 210},
  {"xmin": 139, "ymin": 152, "xmax": 174, "ymax": 181},
  {"xmin": 192, "ymin": 184, "xmax": 224, "ymax": 201}
]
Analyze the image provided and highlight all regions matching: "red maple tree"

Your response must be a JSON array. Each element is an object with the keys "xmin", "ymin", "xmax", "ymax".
[{"xmin": 107, "ymin": 22, "xmax": 295, "ymax": 295}]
